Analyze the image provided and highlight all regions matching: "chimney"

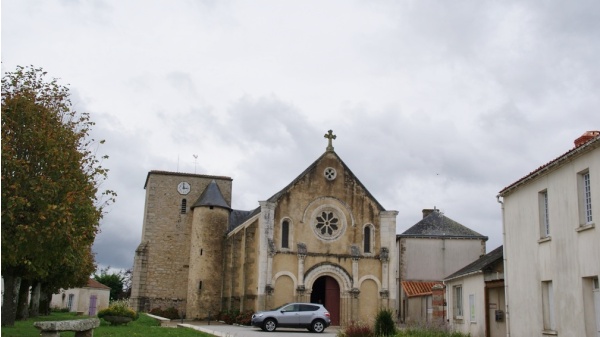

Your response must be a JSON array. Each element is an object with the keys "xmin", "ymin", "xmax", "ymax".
[
  {"xmin": 422, "ymin": 208, "xmax": 435, "ymax": 218},
  {"xmin": 574, "ymin": 131, "xmax": 600, "ymax": 147}
]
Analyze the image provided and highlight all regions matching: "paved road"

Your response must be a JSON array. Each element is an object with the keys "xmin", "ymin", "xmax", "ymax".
[{"xmin": 180, "ymin": 323, "xmax": 340, "ymax": 337}]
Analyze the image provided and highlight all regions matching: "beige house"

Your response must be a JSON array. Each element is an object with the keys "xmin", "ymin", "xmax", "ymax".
[
  {"xmin": 498, "ymin": 131, "xmax": 600, "ymax": 337},
  {"xmin": 396, "ymin": 208, "xmax": 487, "ymax": 323},
  {"xmin": 131, "ymin": 132, "xmax": 398, "ymax": 325},
  {"xmin": 444, "ymin": 245, "xmax": 505, "ymax": 337},
  {"xmin": 50, "ymin": 279, "xmax": 110, "ymax": 316}
]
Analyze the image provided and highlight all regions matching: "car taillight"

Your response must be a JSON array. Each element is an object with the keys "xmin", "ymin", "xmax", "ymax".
[{"xmin": 325, "ymin": 312, "xmax": 330, "ymax": 317}]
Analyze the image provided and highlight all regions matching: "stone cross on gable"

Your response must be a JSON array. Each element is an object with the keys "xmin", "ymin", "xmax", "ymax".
[{"xmin": 324, "ymin": 130, "xmax": 336, "ymax": 151}]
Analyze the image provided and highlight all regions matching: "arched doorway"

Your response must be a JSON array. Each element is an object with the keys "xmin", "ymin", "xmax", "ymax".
[{"xmin": 310, "ymin": 276, "xmax": 340, "ymax": 325}]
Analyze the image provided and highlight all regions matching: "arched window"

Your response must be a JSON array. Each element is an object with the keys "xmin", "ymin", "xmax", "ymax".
[
  {"xmin": 363, "ymin": 225, "xmax": 372, "ymax": 253},
  {"xmin": 282, "ymin": 220, "xmax": 290, "ymax": 248},
  {"xmin": 180, "ymin": 199, "xmax": 187, "ymax": 214}
]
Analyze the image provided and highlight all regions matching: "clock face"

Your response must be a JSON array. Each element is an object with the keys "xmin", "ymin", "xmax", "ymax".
[{"xmin": 177, "ymin": 182, "xmax": 191, "ymax": 195}]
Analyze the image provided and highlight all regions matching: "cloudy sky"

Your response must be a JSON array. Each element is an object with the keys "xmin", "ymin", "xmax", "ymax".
[{"xmin": 3, "ymin": 0, "xmax": 599, "ymax": 271}]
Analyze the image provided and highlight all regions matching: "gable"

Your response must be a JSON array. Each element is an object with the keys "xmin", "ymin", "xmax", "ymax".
[
  {"xmin": 268, "ymin": 150, "xmax": 386, "ymax": 212},
  {"xmin": 265, "ymin": 150, "xmax": 389, "ymax": 255}
]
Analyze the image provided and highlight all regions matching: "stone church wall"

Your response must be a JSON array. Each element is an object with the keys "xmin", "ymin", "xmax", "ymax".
[
  {"xmin": 133, "ymin": 147, "xmax": 398, "ymax": 324},
  {"xmin": 131, "ymin": 172, "xmax": 232, "ymax": 314},
  {"xmin": 222, "ymin": 220, "xmax": 259, "ymax": 314}
]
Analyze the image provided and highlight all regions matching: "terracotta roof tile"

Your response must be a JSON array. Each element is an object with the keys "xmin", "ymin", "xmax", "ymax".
[
  {"xmin": 401, "ymin": 281, "xmax": 442, "ymax": 297},
  {"xmin": 88, "ymin": 278, "xmax": 111, "ymax": 290}
]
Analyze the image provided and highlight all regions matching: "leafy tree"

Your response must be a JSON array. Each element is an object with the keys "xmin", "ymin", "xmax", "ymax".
[
  {"xmin": 1, "ymin": 66, "xmax": 115, "ymax": 326},
  {"xmin": 94, "ymin": 267, "xmax": 125, "ymax": 301}
]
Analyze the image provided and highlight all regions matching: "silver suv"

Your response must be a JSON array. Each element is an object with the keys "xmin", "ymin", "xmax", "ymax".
[{"xmin": 251, "ymin": 302, "xmax": 331, "ymax": 333}]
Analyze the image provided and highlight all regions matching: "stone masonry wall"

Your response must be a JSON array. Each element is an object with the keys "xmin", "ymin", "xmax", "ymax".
[{"xmin": 131, "ymin": 171, "xmax": 232, "ymax": 313}]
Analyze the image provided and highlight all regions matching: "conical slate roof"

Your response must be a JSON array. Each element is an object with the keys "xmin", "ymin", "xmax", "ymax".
[
  {"xmin": 398, "ymin": 209, "xmax": 487, "ymax": 240},
  {"xmin": 191, "ymin": 180, "xmax": 231, "ymax": 210}
]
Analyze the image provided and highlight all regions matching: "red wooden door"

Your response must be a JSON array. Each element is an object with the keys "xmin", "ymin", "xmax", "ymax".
[{"xmin": 324, "ymin": 277, "xmax": 340, "ymax": 325}]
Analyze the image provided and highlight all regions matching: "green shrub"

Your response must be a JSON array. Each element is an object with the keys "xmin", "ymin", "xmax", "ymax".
[
  {"xmin": 337, "ymin": 321, "xmax": 374, "ymax": 337},
  {"xmin": 97, "ymin": 300, "xmax": 139, "ymax": 321},
  {"xmin": 374, "ymin": 309, "xmax": 396, "ymax": 337}
]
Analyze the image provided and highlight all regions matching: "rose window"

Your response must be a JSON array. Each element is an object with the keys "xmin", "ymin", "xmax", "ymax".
[
  {"xmin": 324, "ymin": 167, "xmax": 337, "ymax": 181},
  {"xmin": 315, "ymin": 211, "xmax": 339, "ymax": 236}
]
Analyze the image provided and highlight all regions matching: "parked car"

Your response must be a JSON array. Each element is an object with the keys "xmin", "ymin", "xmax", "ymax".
[{"xmin": 251, "ymin": 302, "xmax": 331, "ymax": 333}]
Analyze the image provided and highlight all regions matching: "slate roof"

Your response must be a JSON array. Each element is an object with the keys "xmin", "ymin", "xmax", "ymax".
[
  {"xmin": 398, "ymin": 209, "xmax": 487, "ymax": 240},
  {"xmin": 228, "ymin": 209, "xmax": 255, "ymax": 232},
  {"xmin": 444, "ymin": 245, "xmax": 503, "ymax": 281},
  {"xmin": 191, "ymin": 180, "xmax": 231, "ymax": 210},
  {"xmin": 499, "ymin": 133, "xmax": 599, "ymax": 197},
  {"xmin": 401, "ymin": 281, "xmax": 443, "ymax": 297}
]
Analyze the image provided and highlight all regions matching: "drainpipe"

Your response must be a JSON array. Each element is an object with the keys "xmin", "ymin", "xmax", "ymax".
[{"xmin": 496, "ymin": 195, "xmax": 510, "ymax": 337}]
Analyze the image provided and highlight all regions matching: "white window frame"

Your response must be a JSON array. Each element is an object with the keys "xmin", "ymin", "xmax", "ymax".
[
  {"xmin": 542, "ymin": 280, "xmax": 556, "ymax": 332},
  {"xmin": 578, "ymin": 170, "xmax": 593, "ymax": 226},
  {"xmin": 454, "ymin": 285, "xmax": 463, "ymax": 319},
  {"xmin": 539, "ymin": 190, "xmax": 550, "ymax": 238}
]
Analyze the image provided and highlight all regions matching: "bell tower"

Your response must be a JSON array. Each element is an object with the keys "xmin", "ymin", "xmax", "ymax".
[{"xmin": 186, "ymin": 180, "xmax": 231, "ymax": 319}]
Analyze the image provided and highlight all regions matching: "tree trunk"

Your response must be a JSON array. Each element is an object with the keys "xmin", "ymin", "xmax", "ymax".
[
  {"xmin": 29, "ymin": 281, "xmax": 41, "ymax": 317},
  {"xmin": 16, "ymin": 279, "xmax": 31, "ymax": 320},
  {"xmin": 39, "ymin": 284, "xmax": 51, "ymax": 316},
  {"xmin": 1, "ymin": 270, "xmax": 22, "ymax": 326}
]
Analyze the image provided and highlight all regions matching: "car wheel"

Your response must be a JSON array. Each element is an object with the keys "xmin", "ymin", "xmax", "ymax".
[
  {"xmin": 311, "ymin": 319, "xmax": 325, "ymax": 333},
  {"xmin": 263, "ymin": 318, "xmax": 277, "ymax": 332}
]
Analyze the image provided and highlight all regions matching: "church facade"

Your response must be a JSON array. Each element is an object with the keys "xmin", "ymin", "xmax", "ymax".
[{"xmin": 130, "ymin": 132, "xmax": 398, "ymax": 325}]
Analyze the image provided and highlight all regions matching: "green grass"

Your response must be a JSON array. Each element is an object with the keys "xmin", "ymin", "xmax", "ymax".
[{"xmin": 1, "ymin": 312, "xmax": 214, "ymax": 337}]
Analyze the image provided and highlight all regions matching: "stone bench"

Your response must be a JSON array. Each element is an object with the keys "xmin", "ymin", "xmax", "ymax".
[{"xmin": 33, "ymin": 318, "xmax": 100, "ymax": 337}]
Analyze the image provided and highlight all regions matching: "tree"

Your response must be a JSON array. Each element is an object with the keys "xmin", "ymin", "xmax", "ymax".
[
  {"xmin": 1, "ymin": 66, "xmax": 115, "ymax": 326},
  {"xmin": 94, "ymin": 267, "xmax": 125, "ymax": 301}
]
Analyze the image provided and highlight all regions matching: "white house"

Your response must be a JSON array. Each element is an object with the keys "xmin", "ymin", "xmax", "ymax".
[
  {"xmin": 498, "ymin": 131, "xmax": 600, "ymax": 337},
  {"xmin": 444, "ymin": 245, "xmax": 505, "ymax": 337},
  {"xmin": 396, "ymin": 208, "xmax": 487, "ymax": 323},
  {"xmin": 50, "ymin": 278, "xmax": 110, "ymax": 316}
]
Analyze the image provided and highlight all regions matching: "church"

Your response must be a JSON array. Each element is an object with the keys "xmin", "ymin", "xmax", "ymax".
[{"xmin": 130, "ymin": 130, "xmax": 399, "ymax": 325}]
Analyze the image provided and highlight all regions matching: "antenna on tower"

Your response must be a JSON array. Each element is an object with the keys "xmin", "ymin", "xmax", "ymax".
[{"xmin": 193, "ymin": 154, "xmax": 198, "ymax": 174}]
